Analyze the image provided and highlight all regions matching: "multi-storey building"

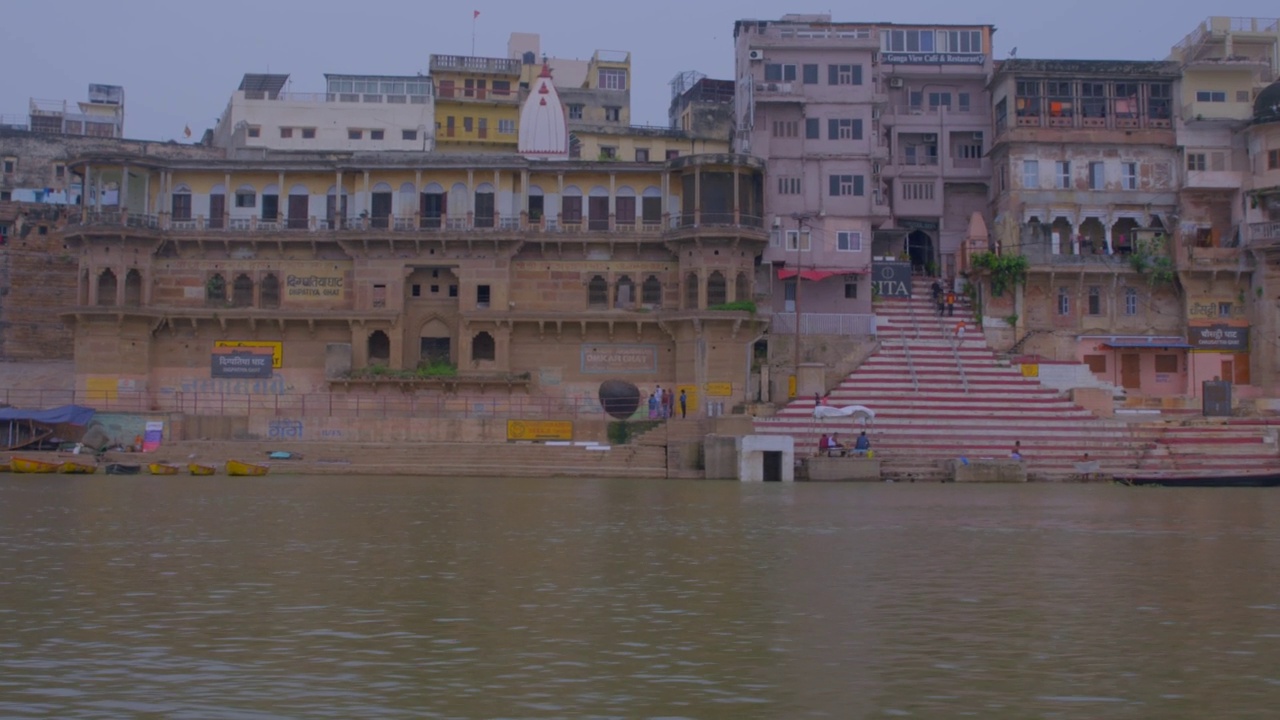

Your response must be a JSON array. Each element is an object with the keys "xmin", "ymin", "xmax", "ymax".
[
  {"xmin": 430, "ymin": 53, "xmax": 523, "ymax": 151},
  {"xmin": 26, "ymin": 84, "xmax": 125, "ymax": 139},
  {"xmin": 210, "ymin": 73, "xmax": 436, "ymax": 152}
]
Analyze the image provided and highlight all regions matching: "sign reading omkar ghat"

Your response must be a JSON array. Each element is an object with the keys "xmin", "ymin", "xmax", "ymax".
[{"xmin": 581, "ymin": 345, "xmax": 658, "ymax": 374}]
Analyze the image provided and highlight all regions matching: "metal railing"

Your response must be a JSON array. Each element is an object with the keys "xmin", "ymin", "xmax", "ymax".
[
  {"xmin": 771, "ymin": 312, "xmax": 877, "ymax": 336},
  {"xmin": 902, "ymin": 329, "xmax": 919, "ymax": 392},
  {"xmin": 1249, "ymin": 221, "xmax": 1280, "ymax": 243}
]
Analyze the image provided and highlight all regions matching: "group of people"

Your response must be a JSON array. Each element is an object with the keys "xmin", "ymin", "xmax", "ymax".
[
  {"xmin": 930, "ymin": 278, "xmax": 959, "ymax": 318},
  {"xmin": 819, "ymin": 431, "xmax": 872, "ymax": 458},
  {"xmin": 647, "ymin": 385, "xmax": 687, "ymax": 419}
]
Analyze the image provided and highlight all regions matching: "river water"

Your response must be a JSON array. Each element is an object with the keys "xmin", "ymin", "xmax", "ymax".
[{"xmin": 1, "ymin": 476, "xmax": 1278, "ymax": 719}]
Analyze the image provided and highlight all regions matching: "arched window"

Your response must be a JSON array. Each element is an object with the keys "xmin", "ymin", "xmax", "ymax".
[
  {"xmin": 123, "ymin": 269, "xmax": 143, "ymax": 306},
  {"xmin": 260, "ymin": 273, "xmax": 280, "ymax": 309},
  {"xmin": 735, "ymin": 272, "xmax": 750, "ymax": 303},
  {"xmin": 206, "ymin": 273, "xmax": 226, "ymax": 306},
  {"xmin": 171, "ymin": 184, "xmax": 192, "ymax": 221},
  {"xmin": 614, "ymin": 274, "xmax": 635, "ymax": 309},
  {"xmin": 231, "ymin": 274, "xmax": 254, "ymax": 307},
  {"xmin": 707, "ymin": 271, "xmax": 727, "ymax": 306},
  {"xmin": 642, "ymin": 275, "xmax": 662, "ymax": 306},
  {"xmin": 420, "ymin": 318, "xmax": 451, "ymax": 364},
  {"xmin": 471, "ymin": 331, "xmax": 496, "ymax": 361},
  {"xmin": 368, "ymin": 330, "xmax": 391, "ymax": 364},
  {"xmin": 684, "ymin": 272, "xmax": 699, "ymax": 310},
  {"xmin": 587, "ymin": 275, "xmax": 609, "ymax": 309},
  {"xmin": 96, "ymin": 269, "xmax": 117, "ymax": 306}
]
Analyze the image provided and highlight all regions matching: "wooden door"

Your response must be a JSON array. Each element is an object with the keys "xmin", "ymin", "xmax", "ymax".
[
  {"xmin": 1121, "ymin": 353, "xmax": 1141, "ymax": 389},
  {"xmin": 1221, "ymin": 359, "xmax": 1235, "ymax": 384},
  {"xmin": 420, "ymin": 192, "xmax": 443, "ymax": 228},
  {"xmin": 208, "ymin": 194, "xmax": 225, "ymax": 228},
  {"xmin": 287, "ymin": 195, "xmax": 309, "ymax": 229}
]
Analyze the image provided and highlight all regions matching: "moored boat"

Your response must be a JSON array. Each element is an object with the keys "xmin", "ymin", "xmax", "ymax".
[
  {"xmin": 148, "ymin": 462, "xmax": 181, "ymax": 475},
  {"xmin": 11, "ymin": 457, "xmax": 60, "ymax": 473},
  {"xmin": 1116, "ymin": 470, "xmax": 1280, "ymax": 488},
  {"xmin": 0, "ymin": 461, "xmax": 11, "ymax": 473},
  {"xmin": 188, "ymin": 463, "xmax": 216, "ymax": 476},
  {"xmin": 105, "ymin": 463, "xmax": 142, "ymax": 475},
  {"xmin": 226, "ymin": 459, "xmax": 269, "ymax": 477},
  {"xmin": 58, "ymin": 460, "xmax": 98, "ymax": 474}
]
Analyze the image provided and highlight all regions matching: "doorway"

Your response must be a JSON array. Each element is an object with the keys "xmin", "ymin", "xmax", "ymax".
[
  {"xmin": 1120, "ymin": 353, "xmax": 1141, "ymax": 389},
  {"xmin": 763, "ymin": 451, "xmax": 783, "ymax": 482},
  {"xmin": 209, "ymin": 193, "xmax": 225, "ymax": 228},
  {"xmin": 420, "ymin": 191, "xmax": 444, "ymax": 228},
  {"xmin": 907, "ymin": 229, "xmax": 934, "ymax": 274},
  {"xmin": 371, "ymin": 192, "xmax": 393, "ymax": 228},
  {"xmin": 287, "ymin": 195, "xmax": 308, "ymax": 229}
]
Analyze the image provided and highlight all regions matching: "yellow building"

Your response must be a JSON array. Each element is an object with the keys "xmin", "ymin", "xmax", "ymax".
[{"xmin": 429, "ymin": 54, "xmax": 522, "ymax": 150}]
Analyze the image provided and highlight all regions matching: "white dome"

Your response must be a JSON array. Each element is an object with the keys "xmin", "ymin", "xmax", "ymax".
[{"xmin": 518, "ymin": 65, "xmax": 569, "ymax": 159}]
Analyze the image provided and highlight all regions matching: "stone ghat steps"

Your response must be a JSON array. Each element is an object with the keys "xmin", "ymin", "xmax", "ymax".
[{"xmin": 145, "ymin": 440, "xmax": 669, "ymax": 479}]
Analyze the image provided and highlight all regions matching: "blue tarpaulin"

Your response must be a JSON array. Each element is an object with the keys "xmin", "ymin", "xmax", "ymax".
[{"xmin": 0, "ymin": 405, "xmax": 97, "ymax": 426}]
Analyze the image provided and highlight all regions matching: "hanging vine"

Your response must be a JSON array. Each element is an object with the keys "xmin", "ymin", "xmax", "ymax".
[
  {"xmin": 1128, "ymin": 233, "xmax": 1177, "ymax": 287},
  {"xmin": 969, "ymin": 252, "xmax": 1029, "ymax": 297}
]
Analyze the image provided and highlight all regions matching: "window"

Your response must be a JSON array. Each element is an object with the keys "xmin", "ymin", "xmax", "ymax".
[
  {"xmin": 1195, "ymin": 90, "xmax": 1227, "ymax": 102},
  {"xmin": 172, "ymin": 192, "xmax": 192, "ymax": 220},
  {"xmin": 0, "ymin": 191, "xmax": 10, "ymax": 201},
  {"xmin": 928, "ymin": 92, "xmax": 951, "ymax": 109},
  {"xmin": 1015, "ymin": 80, "xmax": 1041, "ymax": 118},
  {"xmin": 1055, "ymin": 161, "xmax": 1071, "ymax": 189},
  {"xmin": 2, "ymin": 157, "xmax": 15, "ymax": 174},
  {"xmin": 844, "ymin": 282, "xmax": 858, "ymax": 299},
  {"xmin": 412, "ymin": 284, "xmax": 421, "ymax": 297},
  {"xmin": 498, "ymin": 119, "xmax": 515, "ymax": 134},
  {"xmin": 280, "ymin": 127, "xmax": 293, "ymax": 139},
  {"xmin": 1269, "ymin": 149, "xmax": 1280, "ymax": 170},
  {"xmin": 1124, "ymin": 287, "xmax": 1138, "ymax": 315},
  {"xmin": 805, "ymin": 118, "xmax": 819, "ymax": 139},
  {"xmin": 463, "ymin": 117, "xmax": 473, "ymax": 132},
  {"xmin": 598, "ymin": 68, "xmax": 627, "ymax": 90},
  {"xmin": 901, "ymin": 182, "xmax": 934, "ymax": 200},
  {"xmin": 772, "ymin": 120, "xmax": 798, "ymax": 137},
  {"xmin": 1149, "ymin": 83, "xmax": 1173, "ymax": 119},
  {"xmin": 909, "ymin": 91, "xmax": 923, "ymax": 109},
  {"xmin": 1081, "ymin": 83, "xmax": 1106, "ymax": 118},
  {"xmin": 828, "ymin": 118, "xmax": 863, "ymax": 140},
  {"xmin": 1114, "ymin": 82, "xmax": 1140, "ymax": 118},
  {"xmin": 1057, "ymin": 287, "xmax": 1070, "ymax": 315},
  {"xmin": 472, "ymin": 332, "xmax": 496, "ymax": 362},
  {"xmin": 827, "ymin": 64, "xmax": 863, "ymax": 85},
  {"xmin": 54, "ymin": 163, "xmax": 66, "ymax": 179},
  {"xmin": 1187, "ymin": 153, "xmax": 1206, "ymax": 172},
  {"xmin": 828, "ymin": 174, "xmax": 864, "ymax": 196},
  {"xmin": 476, "ymin": 285, "xmax": 491, "ymax": 309},
  {"xmin": 777, "ymin": 177, "xmax": 802, "ymax": 195},
  {"xmin": 247, "ymin": 126, "xmax": 261, "ymax": 138},
  {"xmin": 959, "ymin": 93, "xmax": 971, "ymax": 112},
  {"xmin": 235, "ymin": 190, "xmax": 256, "ymax": 208},
  {"xmin": 1085, "ymin": 355, "xmax": 1108, "ymax": 373},
  {"xmin": 1047, "ymin": 81, "xmax": 1073, "ymax": 117},
  {"xmin": 631, "ymin": 148, "xmax": 648, "ymax": 162},
  {"xmin": 837, "ymin": 231, "xmax": 862, "ymax": 251},
  {"xmin": 1154, "ymin": 355, "xmax": 1179, "ymax": 374},
  {"xmin": 402, "ymin": 129, "xmax": 417, "ymax": 141},
  {"xmin": 802, "ymin": 64, "xmax": 819, "ymax": 84},
  {"xmin": 665, "ymin": 149, "xmax": 680, "ymax": 160},
  {"xmin": 604, "ymin": 107, "xmax": 621, "ymax": 122},
  {"xmin": 302, "ymin": 127, "xmax": 316, "ymax": 139},
  {"xmin": 764, "ymin": 64, "xmax": 797, "ymax": 82},
  {"xmin": 1087, "ymin": 286, "xmax": 1102, "ymax": 315},
  {"xmin": 957, "ymin": 142, "xmax": 982, "ymax": 160},
  {"xmin": 372, "ymin": 284, "xmax": 387, "ymax": 309},
  {"xmin": 492, "ymin": 80, "xmax": 511, "ymax": 97},
  {"xmin": 369, "ymin": 129, "xmax": 384, "ymax": 141},
  {"xmin": 449, "ymin": 285, "xmax": 458, "ymax": 297},
  {"xmin": 1237, "ymin": 90, "xmax": 1251, "ymax": 103},
  {"xmin": 596, "ymin": 146, "xmax": 616, "ymax": 160},
  {"xmin": 1089, "ymin": 161, "xmax": 1104, "ymax": 190},
  {"xmin": 568, "ymin": 104, "xmax": 583, "ymax": 120},
  {"xmin": 785, "ymin": 229, "xmax": 811, "ymax": 250},
  {"xmin": 1022, "ymin": 159, "xmax": 1039, "ymax": 188},
  {"xmin": 1122, "ymin": 162, "xmax": 1137, "ymax": 190},
  {"xmin": 348, "ymin": 129, "xmax": 362, "ymax": 140}
]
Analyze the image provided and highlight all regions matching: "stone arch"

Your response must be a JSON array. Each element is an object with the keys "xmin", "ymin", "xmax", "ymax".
[
  {"xmin": 288, "ymin": 183, "xmax": 309, "ymax": 195},
  {"xmin": 367, "ymin": 330, "xmax": 391, "ymax": 364},
  {"xmin": 123, "ymin": 268, "xmax": 143, "ymax": 306},
  {"xmin": 471, "ymin": 331, "xmax": 496, "ymax": 362},
  {"xmin": 684, "ymin": 272, "xmax": 699, "ymax": 309},
  {"xmin": 447, "ymin": 182, "xmax": 469, "ymax": 218},
  {"xmin": 231, "ymin": 273, "xmax": 254, "ymax": 307},
  {"xmin": 206, "ymin": 272, "xmax": 226, "ymax": 305},
  {"xmin": 422, "ymin": 181, "xmax": 445, "ymax": 194},
  {"xmin": 371, "ymin": 181, "xmax": 393, "ymax": 193},
  {"xmin": 96, "ymin": 268, "xmax": 117, "ymax": 306},
  {"xmin": 587, "ymin": 274, "xmax": 609, "ymax": 309},
  {"xmin": 642, "ymin": 275, "xmax": 662, "ymax": 306},
  {"xmin": 419, "ymin": 317, "xmax": 452, "ymax": 364},
  {"xmin": 707, "ymin": 270, "xmax": 728, "ymax": 306},
  {"xmin": 260, "ymin": 273, "xmax": 281, "ymax": 308},
  {"xmin": 614, "ymin": 274, "xmax": 635, "ymax": 309}
]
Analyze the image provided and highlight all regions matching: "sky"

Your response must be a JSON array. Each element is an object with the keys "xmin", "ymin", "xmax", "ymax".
[{"xmin": 2, "ymin": 0, "xmax": 1278, "ymax": 143}]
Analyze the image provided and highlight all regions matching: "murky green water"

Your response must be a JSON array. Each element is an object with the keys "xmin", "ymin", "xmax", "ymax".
[{"xmin": 1, "ymin": 476, "xmax": 1278, "ymax": 718}]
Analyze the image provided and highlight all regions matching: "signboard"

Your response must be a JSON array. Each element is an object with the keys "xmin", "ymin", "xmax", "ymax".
[
  {"xmin": 211, "ymin": 347, "xmax": 275, "ymax": 378},
  {"xmin": 881, "ymin": 53, "xmax": 985, "ymax": 65},
  {"xmin": 285, "ymin": 270, "xmax": 345, "ymax": 303},
  {"xmin": 706, "ymin": 382, "xmax": 733, "ymax": 396},
  {"xmin": 1186, "ymin": 299, "xmax": 1247, "ymax": 323},
  {"xmin": 1189, "ymin": 324, "xmax": 1249, "ymax": 352},
  {"xmin": 507, "ymin": 420, "xmax": 573, "ymax": 441},
  {"xmin": 142, "ymin": 421, "xmax": 163, "ymax": 453},
  {"xmin": 897, "ymin": 218, "xmax": 939, "ymax": 231},
  {"xmin": 215, "ymin": 341, "xmax": 283, "ymax": 368},
  {"xmin": 871, "ymin": 261, "xmax": 913, "ymax": 298},
  {"xmin": 581, "ymin": 344, "xmax": 657, "ymax": 374}
]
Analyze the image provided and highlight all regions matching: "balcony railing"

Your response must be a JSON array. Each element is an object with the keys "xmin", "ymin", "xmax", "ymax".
[
  {"xmin": 772, "ymin": 312, "xmax": 877, "ymax": 337},
  {"xmin": 430, "ymin": 55, "xmax": 521, "ymax": 75},
  {"xmin": 1249, "ymin": 221, "xmax": 1280, "ymax": 243}
]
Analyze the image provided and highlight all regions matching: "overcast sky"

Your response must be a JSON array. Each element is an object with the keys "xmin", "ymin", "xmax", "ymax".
[{"xmin": 2, "ymin": 0, "xmax": 1277, "ymax": 143}]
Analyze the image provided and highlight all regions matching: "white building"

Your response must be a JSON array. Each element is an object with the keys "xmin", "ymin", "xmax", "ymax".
[{"xmin": 211, "ymin": 73, "xmax": 435, "ymax": 152}]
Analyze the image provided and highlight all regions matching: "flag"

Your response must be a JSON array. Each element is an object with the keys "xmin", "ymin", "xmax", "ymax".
[
  {"xmin": 183, "ymin": 125, "xmax": 192, "ymax": 138},
  {"xmin": 473, "ymin": 10, "xmax": 480, "ymax": 18}
]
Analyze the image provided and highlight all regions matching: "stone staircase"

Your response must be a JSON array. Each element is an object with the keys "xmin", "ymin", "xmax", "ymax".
[{"xmin": 754, "ymin": 277, "xmax": 1279, "ymax": 481}]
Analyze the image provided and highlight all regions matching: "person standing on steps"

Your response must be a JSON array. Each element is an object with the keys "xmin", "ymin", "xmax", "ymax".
[
  {"xmin": 679, "ymin": 389, "xmax": 687, "ymax": 419},
  {"xmin": 930, "ymin": 278, "xmax": 943, "ymax": 305},
  {"xmin": 945, "ymin": 288, "xmax": 957, "ymax": 317},
  {"xmin": 955, "ymin": 321, "xmax": 966, "ymax": 343}
]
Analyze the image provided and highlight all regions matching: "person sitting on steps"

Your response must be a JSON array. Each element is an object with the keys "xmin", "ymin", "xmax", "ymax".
[{"xmin": 853, "ymin": 431, "xmax": 871, "ymax": 457}]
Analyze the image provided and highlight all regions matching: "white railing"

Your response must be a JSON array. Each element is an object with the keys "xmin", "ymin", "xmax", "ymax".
[{"xmin": 772, "ymin": 312, "xmax": 877, "ymax": 336}]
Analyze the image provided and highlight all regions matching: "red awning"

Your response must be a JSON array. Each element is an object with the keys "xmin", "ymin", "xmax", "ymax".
[{"xmin": 776, "ymin": 268, "xmax": 866, "ymax": 281}]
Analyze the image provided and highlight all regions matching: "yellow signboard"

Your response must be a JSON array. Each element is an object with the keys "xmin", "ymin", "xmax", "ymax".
[
  {"xmin": 788, "ymin": 375, "xmax": 797, "ymax": 398},
  {"xmin": 215, "ymin": 341, "xmax": 283, "ymax": 368},
  {"xmin": 85, "ymin": 376, "xmax": 119, "ymax": 401},
  {"xmin": 706, "ymin": 382, "xmax": 732, "ymax": 396},
  {"xmin": 507, "ymin": 420, "xmax": 573, "ymax": 441},
  {"xmin": 1021, "ymin": 364, "xmax": 1039, "ymax": 378}
]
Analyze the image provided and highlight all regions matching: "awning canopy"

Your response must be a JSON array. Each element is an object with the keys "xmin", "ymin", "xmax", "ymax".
[
  {"xmin": 1101, "ymin": 339, "xmax": 1193, "ymax": 349},
  {"xmin": 776, "ymin": 268, "xmax": 866, "ymax": 281},
  {"xmin": 0, "ymin": 405, "xmax": 96, "ymax": 425}
]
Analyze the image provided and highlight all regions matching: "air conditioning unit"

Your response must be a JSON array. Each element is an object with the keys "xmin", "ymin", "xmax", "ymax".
[
  {"xmin": 888, "ymin": 77, "xmax": 904, "ymax": 89},
  {"xmin": 748, "ymin": 49, "xmax": 764, "ymax": 61}
]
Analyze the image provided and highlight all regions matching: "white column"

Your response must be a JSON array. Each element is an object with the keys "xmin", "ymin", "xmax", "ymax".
[{"xmin": 1104, "ymin": 218, "xmax": 1114, "ymax": 255}]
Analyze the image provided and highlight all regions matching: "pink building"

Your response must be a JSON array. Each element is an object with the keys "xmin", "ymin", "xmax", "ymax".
[{"xmin": 733, "ymin": 15, "xmax": 994, "ymax": 323}]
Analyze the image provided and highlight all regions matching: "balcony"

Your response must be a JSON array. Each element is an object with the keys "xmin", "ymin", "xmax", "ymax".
[
  {"xmin": 429, "ymin": 55, "xmax": 521, "ymax": 76},
  {"xmin": 1184, "ymin": 169, "xmax": 1242, "ymax": 189},
  {"xmin": 753, "ymin": 82, "xmax": 803, "ymax": 101},
  {"xmin": 1250, "ymin": 221, "xmax": 1280, "ymax": 243}
]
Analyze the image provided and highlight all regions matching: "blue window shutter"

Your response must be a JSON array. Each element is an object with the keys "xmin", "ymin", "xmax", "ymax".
[
  {"xmin": 828, "ymin": 64, "xmax": 838, "ymax": 85},
  {"xmin": 854, "ymin": 176, "xmax": 865, "ymax": 196},
  {"xmin": 854, "ymin": 65, "xmax": 863, "ymax": 85},
  {"xmin": 829, "ymin": 175, "xmax": 840, "ymax": 196},
  {"xmin": 828, "ymin": 119, "xmax": 838, "ymax": 140},
  {"xmin": 853, "ymin": 119, "xmax": 863, "ymax": 139}
]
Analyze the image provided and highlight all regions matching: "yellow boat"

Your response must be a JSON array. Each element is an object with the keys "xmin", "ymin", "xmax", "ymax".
[
  {"xmin": 59, "ymin": 460, "xmax": 98, "ymax": 474},
  {"xmin": 226, "ymin": 459, "xmax": 269, "ymax": 477},
  {"xmin": 12, "ymin": 457, "xmax": 60, "ymax": 473},
  {"xmin": 149, "ymin": 462, "xmax": 181, "ymax": 475},
  {"xmin": 0, "ymin": 461, "xmax": 11, "ymax": 473},
  {"xmin": 188, "ymin": 463, "xmax": 216, "ymax": 476}
]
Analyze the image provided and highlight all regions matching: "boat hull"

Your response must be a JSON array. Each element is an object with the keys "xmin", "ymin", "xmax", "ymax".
[
  {"xmin": 11, "ymin": 457, "xmax": 60, "ymax": 473},
  {"xmin": 105, "ymin": 463, "xmax": 142, "ymax": 475},
  {"xmin": 1118, "ymin": 471, "xmax": 1280, "ymax": 488},
  {"xmin": 149, "ymin": 463, "xmax": 181, "ymax": 475},
  {"xmin": 188, "ymin": 464, "xmax": 216, "ymax": 476},
  {"xmin": 58, "ymin": 461, "xmax": 98, "ymax": 474},
  {"xmin": 226, "ymin": 460, "xmax": 269, "ymax": 477}
]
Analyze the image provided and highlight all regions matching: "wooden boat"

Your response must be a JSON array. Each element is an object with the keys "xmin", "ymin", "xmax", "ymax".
[
  {"xmin": 58, "ymin": 460, "xmax": 98, "ymax": 474},
  {"xmin": 188, "ymin": 463, "xmax": 216, "ymax": 476},
  {"xmin": 0, "ymin": 461, "xmax": 11, "ymax": 473},
  {"xmin": 226, "ymin": 459, "xmax": 269, "ymax": 477},
  {"xmin": 1116, "ymin": 470, "xmax": 1280, "ymax": 488},
  {"xmin": 148, "ymin": 462, "xmax": 181, "ymax": 475},
  {"xmin": 105, "ymin": 463, "xmax": 142, "ymax": 475},
  {"xmin": 11, "ymin": 456, "xmax": 60, "ymax": 473}
]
